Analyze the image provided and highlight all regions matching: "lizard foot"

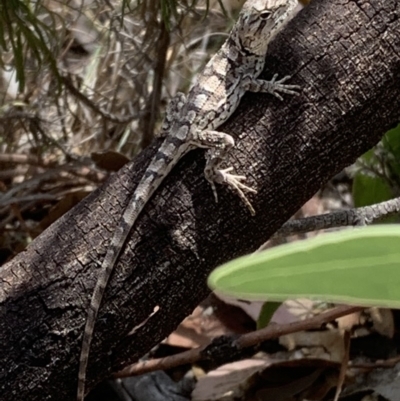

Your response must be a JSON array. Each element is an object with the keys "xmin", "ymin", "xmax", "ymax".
[
  {"xmin": 207, "ymin": 166, "xmax": 257, "ymax": 216},
  {"xmin": 267, "ymin": 73, "xmax": 301, "ymax": 100},
  {"xmin": 196, "ymin": 131, "xmax": 256, "ymax": 215},
  {"xmin": 243, "ymin": 73, "xmax": 301, "ymax": 101}
]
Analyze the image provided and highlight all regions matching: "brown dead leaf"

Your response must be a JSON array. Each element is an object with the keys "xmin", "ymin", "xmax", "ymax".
[
  {"xmin": 280, "ymin": 329, "xmax": 345, "ymax": 363},
  {"xmin": 193, "ymin": 356, "xmax": 340, "ymax": 401},
  {"xmin": 191, "ymin": 357, "xmax": 275, "ymax": 401},
  {"xmin": 165, "ymin": 306, "xmax": 233, "ymax": 349},
  {"xmin": 337, "ymin": 310, "xmax": 363, "ymax": 331},
  {"xmin": 337, "ymin": 308, "xmax": 394, "ymax": 339},
  {"xmin": 333, "ymin": 330, "xmax": 351, "ymax": 401},
  {"xmin": 214, "ymin": 293, "xmax": 263, "ymax": 323},
  {"xmin": 272, "ymin": 299, "xmax": 324, "ymax": 325},
  {"xmin": 91, "ymin": 150, "xmax": 130, "ymax": 172},
  {"xmin": 204, "ymin": 293, "xmax": 257, "ymax": 333},
  {"xmin": 368, "ymin": 308, "xmax": 394, "ymax": 338}
]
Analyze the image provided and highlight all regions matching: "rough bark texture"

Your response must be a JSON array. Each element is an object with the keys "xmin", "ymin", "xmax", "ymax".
[{"xmin": 1, "ymin": 0, "xmax": 400, "ymax": 400}]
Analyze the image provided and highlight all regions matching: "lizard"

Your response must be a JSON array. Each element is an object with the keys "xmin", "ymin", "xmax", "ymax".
[{"xmin": 77, "ymin": 0, "xmax": 300, "ymax": 399}]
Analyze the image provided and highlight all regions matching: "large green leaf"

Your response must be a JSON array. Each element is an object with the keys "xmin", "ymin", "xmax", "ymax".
[{"xmin": 208, "ymin": 225, "xmax": 400, "ymax": 308}]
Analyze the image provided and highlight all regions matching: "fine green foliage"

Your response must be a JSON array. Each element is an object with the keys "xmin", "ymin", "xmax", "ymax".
[
  {"xmin": 0, "ymin": 0, "xmax": 61, "ymax": 92},
  {"xmin": 208, "ymin": 225, "xmax": 400, "ymax": 308}
]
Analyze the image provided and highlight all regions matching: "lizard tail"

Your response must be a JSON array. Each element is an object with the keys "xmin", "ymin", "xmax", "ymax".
[
  {"xmin": 77, "ymin": 138, "xmax": 187, "ymax": 400},
  {"xmin": 77, "ymin": 195, "xmax": 143, "ymax": 401}
]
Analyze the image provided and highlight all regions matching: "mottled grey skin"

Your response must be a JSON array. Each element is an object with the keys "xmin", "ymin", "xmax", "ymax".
[{"xmin": 77, "ymin": 1, "xmax": 300, "ymax": 399}]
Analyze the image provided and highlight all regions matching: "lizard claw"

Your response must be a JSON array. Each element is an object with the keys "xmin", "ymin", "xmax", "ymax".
[
  {"xmin": 213, "ymin": 167, "xmax": 257, "ymax": 215},
  {"xmin": 243, "ymin": 73, "xmax": 301, "ymax": 101},
  {"xmin": 268, "ymin": 74, "xmax": 301, "ymax": 100}
]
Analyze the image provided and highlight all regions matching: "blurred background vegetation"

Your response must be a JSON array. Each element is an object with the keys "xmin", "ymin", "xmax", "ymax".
[{"xmin": 0, "ymin": 0, "xmax": 245, "ymax": 260}]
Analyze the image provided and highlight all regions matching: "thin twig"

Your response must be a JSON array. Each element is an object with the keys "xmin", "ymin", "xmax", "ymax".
[
  {"xmin": 115, "ymin": 305, "xmax": 363, "ymax": 378},
  {"xmin": 61, "ymin": 75, "xmax": 136, "ymax": 124},
  {"xmin": 273, "ymin": 197, "xmax": 400, "ymax": 239}
]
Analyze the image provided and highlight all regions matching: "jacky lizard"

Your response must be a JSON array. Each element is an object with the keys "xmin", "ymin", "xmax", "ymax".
[{"xmin": 77, "ymin": 1, "xmax": 300, "ymax": 399}]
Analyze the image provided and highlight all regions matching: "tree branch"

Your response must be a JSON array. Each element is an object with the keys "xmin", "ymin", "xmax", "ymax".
[{"xmin": 1, "ymin": 1, "xmax": 400, "ymax": 400}]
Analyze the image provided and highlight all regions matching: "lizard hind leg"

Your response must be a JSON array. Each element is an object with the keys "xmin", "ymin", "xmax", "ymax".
[
  {"xmin": 208, "ymin": 163, "xmax": 257, "ymax": 216},
  {"xmin": 192, "ymin": 129, "xmax": 257, "ymax": 215}
]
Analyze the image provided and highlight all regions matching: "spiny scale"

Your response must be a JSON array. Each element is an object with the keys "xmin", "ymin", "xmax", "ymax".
[{"xmin": 77, "ymin": 1, "xmax": 300, "ymax": 399}]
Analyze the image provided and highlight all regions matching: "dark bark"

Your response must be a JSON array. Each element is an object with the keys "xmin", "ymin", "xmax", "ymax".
[{"xmin": 1, "ymin": 0, "xmax": 400, "ymax": 400}]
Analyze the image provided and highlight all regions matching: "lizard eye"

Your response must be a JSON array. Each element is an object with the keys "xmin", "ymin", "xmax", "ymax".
[{"xmin": 259, "ymin": 10, "xmax": 272, "ymax": 19}]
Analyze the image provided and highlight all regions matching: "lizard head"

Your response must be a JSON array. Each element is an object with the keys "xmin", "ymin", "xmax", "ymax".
[{"xmin": 234, "ymin": 0, "xmax": 299, "ymax": 56}]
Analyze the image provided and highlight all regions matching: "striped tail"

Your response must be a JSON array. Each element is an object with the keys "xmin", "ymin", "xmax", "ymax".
[
  {"xmin": 77, "ymin": 138, "xmax": 187, "ymax": 400},
  {"xmin": 77, "ymin": 195, "xmax": 142, "ymax": 401}
]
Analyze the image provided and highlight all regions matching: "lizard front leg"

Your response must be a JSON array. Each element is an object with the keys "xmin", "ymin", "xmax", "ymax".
[
  {"xmin": 191, "ymin": 130, "xmax": 257, "ymax": 215},
  {"xmin": 242, "ymin": 73, "xmax": 300, "ymax": 101}
]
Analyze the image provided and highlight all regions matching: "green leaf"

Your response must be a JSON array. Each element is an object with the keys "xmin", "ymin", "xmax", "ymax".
[
  {"xmin": 14, "ymin": 30, "xmax": 25, "ymax": 91},
  {"xmin": 383, "ymin": 124, "xmax": 400, "ymax": 159},
  {"xmin": 0, "ymin": 0, "xmax": 61, "ymax": 92},
  {"xmin": 383, "ymin": 124, "xmax": 400, "ymax": 178},
  {"xmin": 353, "ymin": 124, "xmax": 400, "ymax": 210},
  {"xmin": 352, "ymin": 172, "xmax": 393, "ymax": 208},
  {"xmin": 208, "ymin": 225, "xmax": 400, "ymax": 308},
  {"xmin": 257, "ymin": 302, "xmax": 281, "ymax": 329}
]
